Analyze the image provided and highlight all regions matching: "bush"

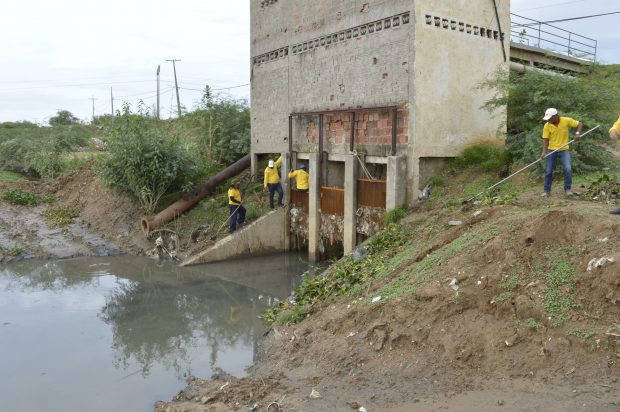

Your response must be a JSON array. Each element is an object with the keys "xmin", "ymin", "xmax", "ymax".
[
  {"xmin": 99, "ymin": 104, "xmax": 198, "ymax": 213},
  {"xmin": 450, "ymin": 144, "xmax": 510, "ymax": 172},
  {"xmin": 2, "ymin": 189, "xmax": 40, "ymax": 206}
]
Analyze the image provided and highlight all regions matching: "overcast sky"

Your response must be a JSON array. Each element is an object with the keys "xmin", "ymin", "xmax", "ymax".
[{"xmin": 0, "ymin": 0, "xmax": 618, "ymax": 124}]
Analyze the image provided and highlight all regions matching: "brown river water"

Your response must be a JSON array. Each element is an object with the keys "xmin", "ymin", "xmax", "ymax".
[{"xmin": 0, "ymin": 253, "xmax": 309, "ymax": 412}]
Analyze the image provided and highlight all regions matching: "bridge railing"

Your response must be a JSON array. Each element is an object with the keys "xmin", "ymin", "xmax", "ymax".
[{"xmin": 510, "ymin": 13, "xmax": 597, "ymax": 62}]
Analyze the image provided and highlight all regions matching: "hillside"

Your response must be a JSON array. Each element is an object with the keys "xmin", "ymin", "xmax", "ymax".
[{"xmin": 156, "ymin": 164, "xmax": 620, "ymax": 412}]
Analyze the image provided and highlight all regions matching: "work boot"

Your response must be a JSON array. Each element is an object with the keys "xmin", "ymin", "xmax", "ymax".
[
  {"xmin": 540, "ymin": 191, "xmax": 550, "ymax": 197},
  {"xmin": 564, "ymin": 190, "xmax": 574, "ymax": 196}
]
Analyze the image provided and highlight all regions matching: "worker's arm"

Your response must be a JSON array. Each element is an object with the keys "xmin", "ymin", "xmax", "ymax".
[
  {"xmin": 275, "ymin": 156, "xmax": 283, "ymax": 168},
  {"xmin": 288, "ymin": 170, "xmax": 296, "ymax": 179},
  {"xmin": 263, "ymin": 169, "xmax": 268, "ymax": 188},
  {"xmin": 229, "ymin": 196, "xmax": 241, "ymax": 205},
  {"xmin": 574, "ymin": 121, "xmax": 584, "ymax": 141},
  {"xmin": 541, "ymin": 139, "xmax": 550, "ymax": 160}
]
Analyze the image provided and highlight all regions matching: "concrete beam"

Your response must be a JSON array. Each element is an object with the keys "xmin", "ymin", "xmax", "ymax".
[
  {"xmin": 308, "ymin": 153, "xmax": 321, "ymax": 263},
  {"xmin": 343, "ymin": 154, "xmax": 357, "ymax": 254},
  {"xmin": 251, "ymin": 153, "xmax": 259, "ymax": 179},
  {"xmin": 281, "ymin": 152, "xmax": 291, "ymax": 251},
  {"xmin": 387, "ymin": 155, "xmax": 407, "ymax": 210}
]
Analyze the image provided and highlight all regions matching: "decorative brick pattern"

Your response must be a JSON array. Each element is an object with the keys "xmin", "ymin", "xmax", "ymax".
[
  {"xmin": 252, "ymin": 11, "xmax": 410, "ymax": 66},
  {"xmin": 425, "ymin": 13, "xmax": 502, "ymax": 41}
]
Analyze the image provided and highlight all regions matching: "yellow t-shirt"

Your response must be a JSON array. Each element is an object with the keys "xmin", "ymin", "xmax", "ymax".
[
  {"xmin": 542, "ymin": 117, "xmax": 580, "ymax": 151},
  {"xmin": 263, "ymin": 156, "xmax": 282, "ymax": 186},
  {"xmin": 288, "ymin": 169, "xmax": 309, "ymax": 190},
  {"xmin": 228, "ymin": 188, "xmax": 241, "ymax": 205},
  {"xmin": 610, "ymin": 116, "xmax": 620, "ymax": 134}
]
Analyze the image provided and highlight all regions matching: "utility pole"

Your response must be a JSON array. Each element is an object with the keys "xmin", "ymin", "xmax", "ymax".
[
  {"xmin": 156, "ymin": 65, "xmax": 161, "ymax": 120},
  {"xmin": 165, "ymin": 59, "xmax": 182, "ymax": 117},
  {"xmin": 110, "ymin": 87, "xmax": 115, "ymax": 122},
  {"xmin": 89, "ymin": 95, "xmax": 97, "ymax": 123}
]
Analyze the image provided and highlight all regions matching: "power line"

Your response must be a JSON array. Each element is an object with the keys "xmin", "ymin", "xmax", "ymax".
[
  {"xmin": 179, "ymin": 83, "xmax": 250, "ymax": 93},
  {"xmin": 514, "ymin": 0, "xmax": 589, "ymax": 12},
  {"xmin": 535, "ymin": 11, "xmax": 620, "ymax": 25},
  {"xmin": 0, "ymin": 79, "xmax": 154, "ymax": 92}
]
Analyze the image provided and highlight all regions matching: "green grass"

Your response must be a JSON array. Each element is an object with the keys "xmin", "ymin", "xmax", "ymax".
[
  {"xmin": 538, "ymin": 249, "xmax": 577, "ymax": 327},
  {"xmin": 9, "ymin": 244, "xmax": 24, "ymax": 256},
  {"xmin": 568, "ymin": 329, "xmax": 596, "ymax": 340},
  {"xmin": 526, "ymin": 318, "xmax": 545, "ymax": 330},
  {"xmin": 0, "ymin": 170, "xmax": 25, "ymax": 183}
]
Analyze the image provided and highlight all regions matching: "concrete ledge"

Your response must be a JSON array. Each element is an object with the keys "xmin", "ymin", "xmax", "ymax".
[{"xmin": 181, "ymin": 208, "xmax": 288, "ymax": 266}]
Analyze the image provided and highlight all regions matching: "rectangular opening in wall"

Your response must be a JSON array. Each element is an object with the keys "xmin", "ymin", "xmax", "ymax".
[{"xmin": 291, "ymin": 190, "xmax": 309, "ymax": 213}]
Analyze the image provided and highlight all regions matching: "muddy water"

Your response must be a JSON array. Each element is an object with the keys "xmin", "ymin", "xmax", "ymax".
[{"xmin": 0, "ymin": 254, "xmax": 309, "ymax": 412}]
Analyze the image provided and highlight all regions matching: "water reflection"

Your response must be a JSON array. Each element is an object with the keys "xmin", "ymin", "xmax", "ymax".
[{"xmin": 0, "ymin": 254, "xmax": 308, "ymax": 412}]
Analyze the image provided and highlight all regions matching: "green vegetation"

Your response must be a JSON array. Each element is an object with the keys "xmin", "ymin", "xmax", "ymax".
[
  {"xmin": 41, "ymin": 207, "xmax": 76, "ymax": 226},
  {"xmin": 381, "ymin": 204, "xmax": 408, "ymax": 225},
  {"xmin": 480, "ymin": 65, "xmax": 620, "ymax": 174},
  {"xmin": 450, "ymin": 144, "xmax": 510, "ymax": 172},
  {"xmin": 2, "ymin": 189, "xmax": 41, "ymax": 206},
  {"xmin": 9, "ymin": 244, "xmax": 24, "ymax": 256},
  {"xmin": 0, "ymin": 170, "xmax": 25, "ymax": 182},
  {"xmin": 568, "ymin": 329, "xmax": 596, "ymax": 340},
  {"xmin": 539, "ymin": 249, "xmax": 577, "ymax": 327},
  {"xmin": 98, "ymin": 103, "xmax": 198, "ymax": 213},
  {"xmin": 526, "ymin": 318, "xmax": 545, "ymax": 331}
]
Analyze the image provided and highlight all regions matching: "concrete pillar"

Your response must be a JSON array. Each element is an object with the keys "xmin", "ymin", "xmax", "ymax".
[
  {"xmin": 387, "ymin": 155, "xmax": 407, "ymax": 210},
  {"xmin": 343, "ymin": 154, "xmax": 357, "ymax": 254},
  {"xmin": 281, "ymin": 152, "xmax": 291, "ymax": 251},
  {"xmin": 250, "ymin": 153, "xmax": 259, "ymax": 181},
  {"xmin": 308, "ymin": 153, "xmax": 321, "ymax": 263}
]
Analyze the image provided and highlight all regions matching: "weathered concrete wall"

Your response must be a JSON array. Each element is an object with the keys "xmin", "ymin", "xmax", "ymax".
[
  {"xmin": 181, "ymin": 209, "xmax": 288, "ymax": 266},
  {"xmin": 408, "ymin": 0, "xmax": 510, "ymax": 199}
]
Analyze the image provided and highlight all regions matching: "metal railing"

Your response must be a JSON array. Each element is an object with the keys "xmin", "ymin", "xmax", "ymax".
[{"xmin": 510, "ymin": 13, "xmax": 597, "ymax": 62}]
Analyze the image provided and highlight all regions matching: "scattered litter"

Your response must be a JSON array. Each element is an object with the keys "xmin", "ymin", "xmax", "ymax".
[
  {"xmin": 449, "ymin": 278, "xmax": 459, "ymax": 291},
  {"xmin": 309, "ymin": 389, "xmax": 321, "ymax": 399},
  {"xmin": 353, "ymin": 246, "xmax": 368, "ymax": 261},
  {"xmin": 526, "ymin": 281, "xmax": 539, "ymax": 288},
  {"xmin": 448, "ymin": 220, "xmax": 463, "ymax": 226},
  {"xmin": 587, "ymin": 256, "xmax": 615, "ymax": 272},
  {"xmin": 347, "ymin": 331, "xmax": 357, "ymax": 338},
  {"xmin": 477, "ymin": 280, "xmax": 482, "ymax": 285},
  {"xmin": 250, "ymin": 403, "xmax": 258, "ymax": 411},
  {"xmin": 219, "ymin": 381, "xmax": 230, "ymax": 390},
  {"xmin": 371, "ymin": 296, "xmax": 382, "ymax": 303},
  {"xmin": 359, "ymin": 407, "xmax": 368, "ymax": 412},
  {"xmin": 565, "ymin": 367, "xmax": 576, "ymax": 376},
  {"xmin": 473, "ymin": 210, "xmax": 482, "ymax": 217},
  {"xmin": 598, "ymin": 237, "xmax": 609, "ymax": 243}
]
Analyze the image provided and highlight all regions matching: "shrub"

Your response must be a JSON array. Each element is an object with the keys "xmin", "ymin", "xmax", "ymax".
[
  {"xmin": 382, "ymin": 205, "xmax": 408, "ymax": 225},
  {"xmin": 99, "ymin": 104, "xmax": 198, "ymax": 213},
  {"xmin": 2, "ymin": 189, "xmax": 40, "ymax": 206},
  {"xmin": 450, "ymin": 144, "xmax": 510, "ymax": 171}
]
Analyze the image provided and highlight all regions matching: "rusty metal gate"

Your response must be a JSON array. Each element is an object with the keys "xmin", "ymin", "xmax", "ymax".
[
  {"xmin": 320, "ymin": 186, "xmax": 344, "ymax": 216},
  {"xmin": 357, "ymin": 179, "xmax": 386, "ymax": 208}
]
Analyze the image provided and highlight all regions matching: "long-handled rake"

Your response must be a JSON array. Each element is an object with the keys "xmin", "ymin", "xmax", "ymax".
[
  {"xmin": 210, "ymin": 204, "xmax": 241, "ymax": 241},
  {"xmin": 463, "ymin": 125, "xmax": 600, "ymax": 205}
]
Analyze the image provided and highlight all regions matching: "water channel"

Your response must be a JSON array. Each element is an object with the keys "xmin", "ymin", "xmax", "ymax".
[{"xmin": 0, "ymin": 253, "xmax": 309, "ymax": 412}]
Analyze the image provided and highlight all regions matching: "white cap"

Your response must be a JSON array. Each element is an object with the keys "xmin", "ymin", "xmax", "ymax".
[
  {"xmin": 542, "ymin": 108, "xmax": 558, "ymax": 121},
  {"xmin": 268, "ymin": 160, "xmax": 275, "ymax": 168}
]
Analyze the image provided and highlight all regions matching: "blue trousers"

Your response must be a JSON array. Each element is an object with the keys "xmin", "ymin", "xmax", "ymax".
[
  {"xmin": 267, "ymin": 183, "xmax": 283, "ymax": 209},
  {"xmin": 544, "ymin": 150, "xmax": 572, "ymax": 193},
  {"xmin": 229, "ymin": 204, "xmax": 246, "ymax": 232}
]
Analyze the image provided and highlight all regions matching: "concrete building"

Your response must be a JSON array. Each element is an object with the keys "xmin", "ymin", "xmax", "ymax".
[{"xmin": 250, "ymin": 0, "xmax": 510, "ymax": 261}]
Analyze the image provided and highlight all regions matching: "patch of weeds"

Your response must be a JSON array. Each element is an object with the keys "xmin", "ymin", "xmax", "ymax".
[
  {"xmin": 382, "ymin": 205, "xmax": 408, "ymax": 225},
  {"xmin": 429, "ymin": 175, "xmax": 445, "ymax": 187},
  {"xmin": 495, "ymin": 291, "xmax": 514, "ymax": 302},
  {"xmin": 526, "ymin": 318, "xmax": 545, "ymax": 330},
  {"xmin": 539, "ymin": 249, "xmax": 576, "ymax": 327},
  {"xmin": 41, "ymin": 207, "xmax": 76, "ymax": 226},
  {"xmin": 568, "ymin": 329, "xmax": 597, "ymax": 340},
  {"xmin": 42, "ymin": 194, "xmax": 55, "ymax": 203},
  {"xmin": 500, "ymin": 274, "xmax": 520, "ymax": 290},
  {"xmin": 450, "ymin": 144, "xmax": 510, "ymax": 172},
  {"xmin": 2, "ymin": 189, "xmax": 40, "ymax": 206},
  {"xmin": 276, "ymin": 304, "xmax": 309, "ymax": 325},
  {"xmin": 9, "ymin": 244, "xmax": 24, "ymax": 256}
]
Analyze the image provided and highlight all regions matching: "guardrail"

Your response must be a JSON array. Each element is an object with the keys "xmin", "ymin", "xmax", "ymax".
[{"xmin": 510, "ymin": 13, "xmax": 597, "ymax": 62}]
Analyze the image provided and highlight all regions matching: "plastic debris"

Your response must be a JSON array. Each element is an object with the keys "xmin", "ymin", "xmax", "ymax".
[
  {"xmin": 448, "ymin": 220, "xmax": 463, "ymax": 226},
  {"xmin": 371, "ymin": 296, "xmax": 381, "ymax": 303},
  {"xmin": 309, "ymin": 389, "xmax": 321, "ymax": 399},
  {"xmin": 473, "ymin": 210, "xmax": 482, "ymax": 217},
  {"xmin": 598, "ymin": 237, "xmax": 609, "ymax": 243},
  {"xmin": 359, "ymin": 407, "xmax": 368, "ymax": 412},
  {"xmin": 449, "ymin": 278, "xmax": 458, "ymax": 291},
  {"xmin": 587, "ymin": 256, "xmax": 615, "ymax": 272}
]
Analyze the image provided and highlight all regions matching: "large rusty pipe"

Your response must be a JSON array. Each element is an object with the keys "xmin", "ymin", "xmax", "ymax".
[{"xmin": 140, "ymin": 154, "xmax": 251, "ymax": 235}]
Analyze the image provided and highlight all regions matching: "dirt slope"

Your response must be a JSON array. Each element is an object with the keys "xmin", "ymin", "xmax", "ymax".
[{"xmin": 156, "ymin": 174, "xmax": 620, "ymax": 412}]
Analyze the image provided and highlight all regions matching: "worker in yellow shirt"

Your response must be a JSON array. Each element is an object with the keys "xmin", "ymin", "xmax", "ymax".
[
  {"xmin": 288, "ymin": 164, "xmax": 309, "ymax": 192},
  {"xmin": 227, "ymin": 182, "xmax": 245, "ymax": 233},
  {"xmin": 609, "ymin": 116, "xmax": 619, "ymax": 215},
  {"xmin": 540, "ymin": 108, "xmax": 582, "ymax": 197},
  {"xmin": 264, "ymin": 156, "xmax": 283, "ymax": 209}
]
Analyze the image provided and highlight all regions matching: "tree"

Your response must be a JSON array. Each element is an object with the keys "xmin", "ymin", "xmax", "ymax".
[{"xmin": 49, "ymin": 110, "xmax": 80, "ymax": 127}]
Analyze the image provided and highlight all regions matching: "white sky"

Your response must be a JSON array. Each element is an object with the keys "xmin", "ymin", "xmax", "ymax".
[{"xmin": 0, "ymin": 0, "xmax": 618, "ymax": 124}]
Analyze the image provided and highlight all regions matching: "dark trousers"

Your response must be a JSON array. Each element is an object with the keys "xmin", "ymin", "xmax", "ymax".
[
  {"xmin": 229, "ymin": 204, "xmax": 246, "ymax": 232},
  {"xmin": 268, "ymin": 183, "xmax": 283, "ymax": 208}
]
